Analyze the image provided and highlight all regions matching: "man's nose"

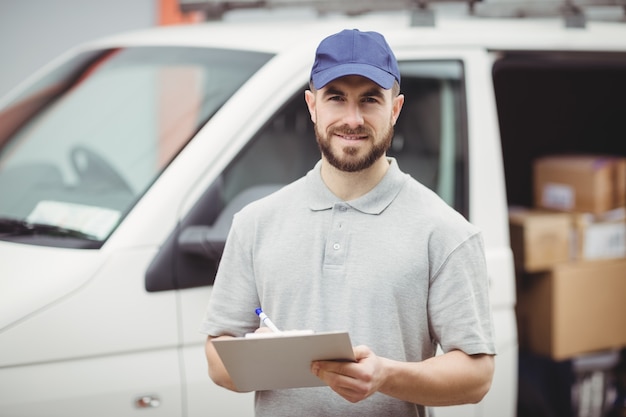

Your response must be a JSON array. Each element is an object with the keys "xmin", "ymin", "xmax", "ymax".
[{"xmin": 342, "ymin": 102, "xmax": 364, "ymax": 128}]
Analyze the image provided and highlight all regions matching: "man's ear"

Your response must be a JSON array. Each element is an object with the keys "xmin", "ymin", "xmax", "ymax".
[
  {"xmin": 304, "ymin": 90, "xmax": 316, "ymax": 124},
  {"xmin": 391, "ymin": 94, "xmax": 405, "ymax": 126}
]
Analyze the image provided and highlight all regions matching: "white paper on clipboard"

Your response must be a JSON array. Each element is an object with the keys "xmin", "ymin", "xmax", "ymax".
[{"xmin": 212, "ymin": 331, "xmax": 355, "ymax": 391}]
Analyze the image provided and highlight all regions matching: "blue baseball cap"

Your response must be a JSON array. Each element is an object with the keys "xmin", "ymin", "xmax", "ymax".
[{"xmin": 311, "ymin": 29, "xmax": 400, "ymax": 90}]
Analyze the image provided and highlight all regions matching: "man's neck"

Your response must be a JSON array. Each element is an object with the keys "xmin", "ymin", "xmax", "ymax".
[{"xmin": 320, "ymin": 156, "xmax": 391, "ymax": 201}]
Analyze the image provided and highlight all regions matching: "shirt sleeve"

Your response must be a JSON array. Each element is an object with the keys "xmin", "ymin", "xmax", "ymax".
[{"xmin": 427, "ymin": 232, "xmax": 497, "ymax": 356}]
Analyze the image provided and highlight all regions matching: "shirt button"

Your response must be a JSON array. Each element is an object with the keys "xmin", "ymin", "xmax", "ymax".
[{"xmin": 333, "ymin": 243, "xmax": 341, "ymax": 250}]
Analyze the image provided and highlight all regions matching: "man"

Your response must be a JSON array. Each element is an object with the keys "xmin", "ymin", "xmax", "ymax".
[{"xmin": 201, "ymin": 29, "xmax": 496, "ymax": 417}]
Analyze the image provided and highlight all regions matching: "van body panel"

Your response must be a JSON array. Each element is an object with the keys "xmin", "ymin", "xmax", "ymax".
[
  {"xmin": 182, "ymin": 343, "xmax": 255, "ymax": 416},
  {"xmin": 0, "ymin": 348, "xmax": 182, "ymax": 416},
  {"xmin": 0, "ymin": 242, "xmax": 102, "ymax": 332},
  {"xmin": 0, "ymin": 248, "xmax": 178, "ymax": 366}
]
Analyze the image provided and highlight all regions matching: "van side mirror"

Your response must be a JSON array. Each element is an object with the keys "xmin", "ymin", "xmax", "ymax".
[
  {"xmin": 177, "ymin": 184, "xmax": 283, "ymax": 261},
  {"xmin": 146, "ymin": 183, "xmax": 283, "ymax": 292},
  {"xmin": 178, "ymin": 225, "xmax": 225, "ymax": 261}
]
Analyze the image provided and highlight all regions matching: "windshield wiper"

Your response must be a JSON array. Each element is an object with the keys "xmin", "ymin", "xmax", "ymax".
[{"xmin": 0, "ymin": 218, "xmax": 100, "ymax": 241}]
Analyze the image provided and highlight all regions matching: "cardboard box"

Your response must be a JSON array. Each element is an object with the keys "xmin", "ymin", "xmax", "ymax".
[
  {"xmin": 517, "ymin": 259, "xmax": 626, "ymax": 360},
  {"xmin": 572, "ymin": 210, "xmax": 626, "ymax": 260},
  {"xmin": 509, "ymin": 207, "xmax": 571, "ymax": 272},
  {"xmin": 534, "ymin": 155, "xmax": 626, "ymax": 215}
]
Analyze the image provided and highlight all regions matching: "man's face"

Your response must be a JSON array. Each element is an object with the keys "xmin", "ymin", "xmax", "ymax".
[{"xmin": 305, "ymin": 75, "xmax": 404, "ymax": 173}]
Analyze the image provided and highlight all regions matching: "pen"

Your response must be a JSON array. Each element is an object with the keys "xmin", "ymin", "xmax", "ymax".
[{"xmin": 255, "ymin": 308, "xmax": 281, "ymax": 333}]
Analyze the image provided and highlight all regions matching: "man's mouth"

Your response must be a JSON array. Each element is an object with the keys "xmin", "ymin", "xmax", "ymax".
[
  {"xmin": 331, "ymin": 127, "xmax": 370, "ymax": 141},
  {"xmin": 335, "ymin": 132, "xmax": 368, "ymax": 141}
]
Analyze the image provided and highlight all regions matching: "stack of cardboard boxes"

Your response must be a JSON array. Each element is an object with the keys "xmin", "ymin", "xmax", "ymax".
[{"xmin": 511, "ymin": 155, "xmax": 626, "ymax": 360}]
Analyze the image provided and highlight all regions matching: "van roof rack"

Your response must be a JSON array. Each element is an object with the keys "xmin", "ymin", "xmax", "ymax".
[
  {"xmin": 178, "ymin": 0, "xmax": 477, "ymax": 25},
  {"xmin": 179, "ymin": 0, "xmax": 626, "ymax": 27},
  {"xmin": 474, "ymin": 0, "xmax": 625, "ymax": 27}
]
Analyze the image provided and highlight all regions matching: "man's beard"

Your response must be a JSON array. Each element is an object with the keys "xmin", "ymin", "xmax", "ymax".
[{"xmin": 315, "ymin": 123, "xmax": 394, "ymax": 173}]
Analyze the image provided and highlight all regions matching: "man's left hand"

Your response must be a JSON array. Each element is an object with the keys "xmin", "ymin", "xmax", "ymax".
[{"xmin": 311, "ymin": 345, "xmax": 387, "ymax": 403}]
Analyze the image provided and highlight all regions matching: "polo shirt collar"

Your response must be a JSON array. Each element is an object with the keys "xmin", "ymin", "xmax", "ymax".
[{"xmin": 307, "ymin": 157, "xmax": 407, "ymax": 215}]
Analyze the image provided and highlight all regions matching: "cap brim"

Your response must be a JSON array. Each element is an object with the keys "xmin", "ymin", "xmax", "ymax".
[{"xmin": 312, "ymin": 63, "xmax": 396, "ymax": 90}]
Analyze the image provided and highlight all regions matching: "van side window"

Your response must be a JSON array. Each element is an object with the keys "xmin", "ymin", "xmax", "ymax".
[
  {"xmin": 146, "ymin": 95, "xmax": 321, "ymax": 292},
  {"xmin": 393, "ymin": 60, "xmax": 468, "ymax": 217},
  {"xmin": 221, "ymin": 98, "xmax": 319, "ymax": 204}
]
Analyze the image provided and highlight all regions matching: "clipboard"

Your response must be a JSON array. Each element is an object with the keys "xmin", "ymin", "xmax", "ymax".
[{"xmin": 212, "ymin": 331, "xmax": 355, "ymax": 391}]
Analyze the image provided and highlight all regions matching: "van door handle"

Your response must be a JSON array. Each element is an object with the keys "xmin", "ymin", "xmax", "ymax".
[{"xmin": 135, "ymin": 395, "xmax": 161, "ymax": 408}]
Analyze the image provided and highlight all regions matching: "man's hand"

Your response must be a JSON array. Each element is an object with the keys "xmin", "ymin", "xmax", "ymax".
[
  {"xmin": 311, "ymin": 345, "xmax": 388, "ymax": 403},
  {"xmin": 311, "ymin": 347, "xmax": 494, "ymax": 406},
  {"xmin": 253, "ymin": 326, "xmax": 274, "ymax": 334}
]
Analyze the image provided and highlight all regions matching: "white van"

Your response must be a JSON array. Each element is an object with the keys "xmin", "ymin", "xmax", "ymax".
[{"xmin": 1, "ymin": 2, "xmax": 625, "ymax": 416}]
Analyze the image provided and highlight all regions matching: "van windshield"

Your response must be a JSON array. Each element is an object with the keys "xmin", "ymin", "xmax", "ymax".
[{"xmin": 0, "ymin": 46, "xmax": 272, "ymax": 247}]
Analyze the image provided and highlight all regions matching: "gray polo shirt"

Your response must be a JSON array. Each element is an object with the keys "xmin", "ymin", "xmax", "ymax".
[{"xmin": 201, "ymin": 158, "xmax": 495, "ymax": 417}]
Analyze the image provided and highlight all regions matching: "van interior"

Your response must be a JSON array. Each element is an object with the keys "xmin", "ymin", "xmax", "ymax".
[
  {"xmin": 493, "ymin": 51, "xmax": 626, "ymax": 207},
  {"xmin": 493, "ymin": 51, "xmax": 626, "ymax": 417}
]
